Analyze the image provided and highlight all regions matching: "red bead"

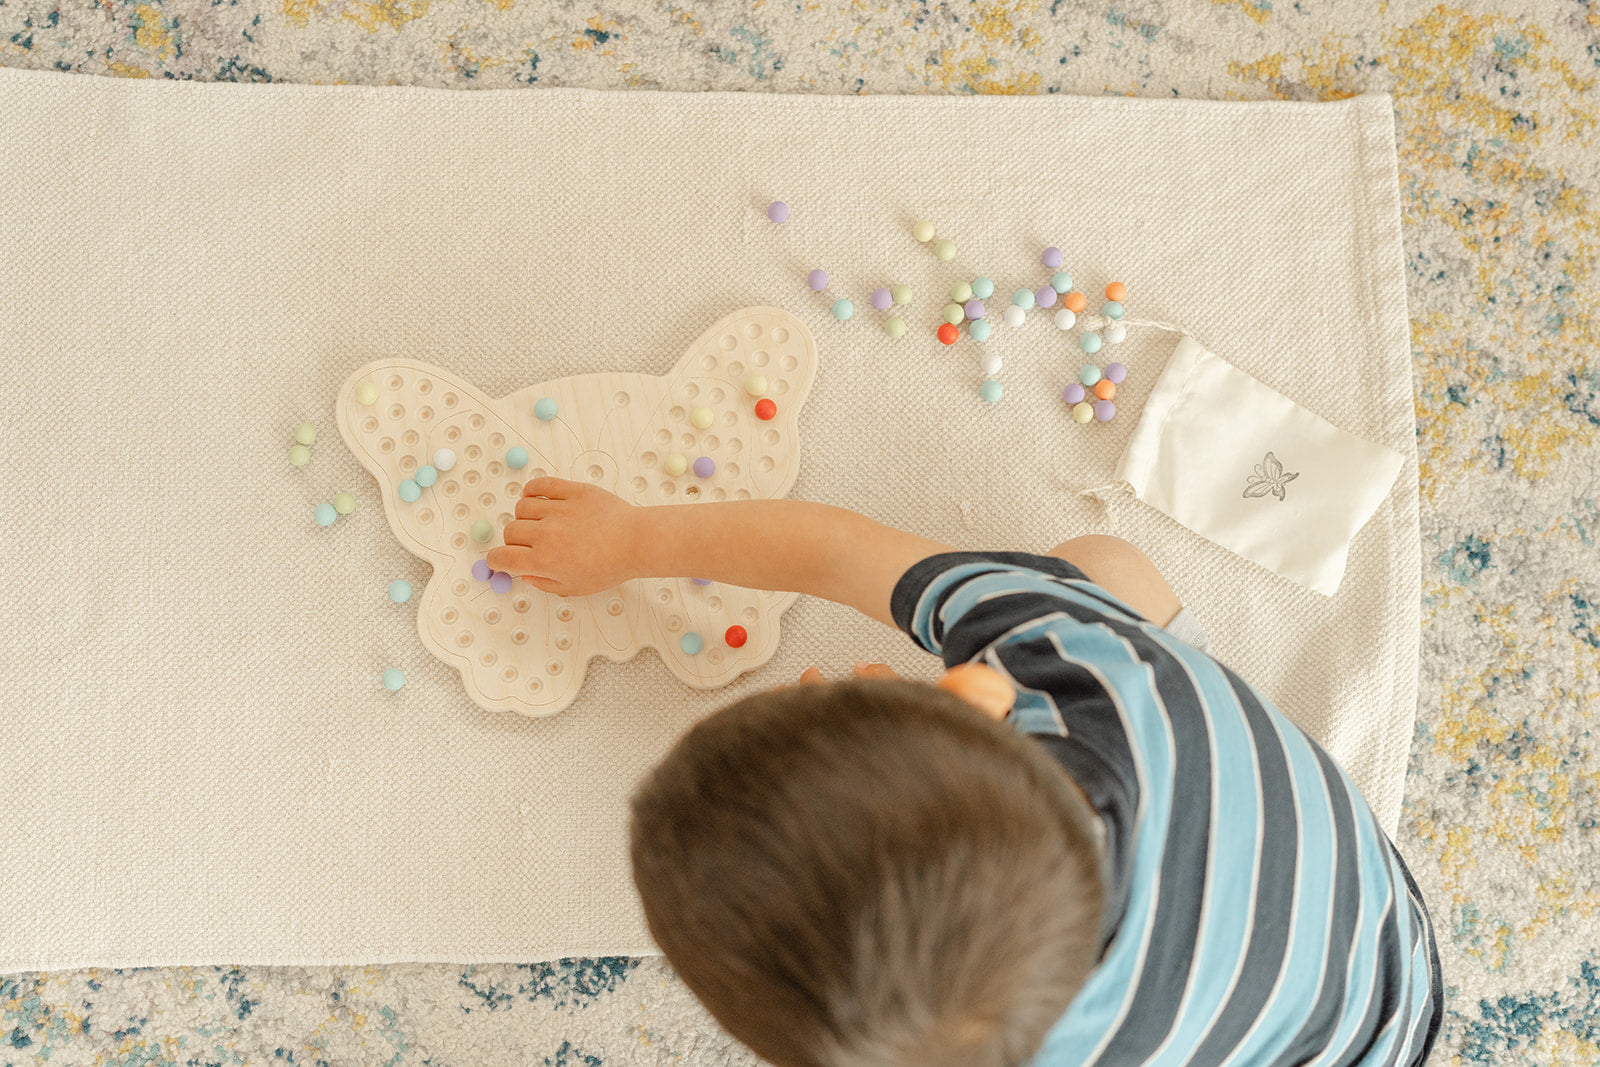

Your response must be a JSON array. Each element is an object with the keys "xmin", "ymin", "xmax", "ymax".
[
  {"xmin": 754, "ymin": 398, "xmax": 777, "ymax": 420},
  {"xmin": 936, "ymin": 322, "xmax": 959, "ymax": 345},
  {"xmin": 724, "ymin": 625, "xmax": 748, "ymax": 648}
]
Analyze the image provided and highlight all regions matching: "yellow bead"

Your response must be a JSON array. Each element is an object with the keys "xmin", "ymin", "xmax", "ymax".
[
  {"xmin": 690, "ymin": 407, "xmax": 714, "ymax": 429},
  {"xmin": 933, "ymin": 239, "xmax": 956, "ymax": 261},
  {"xmin": 913, "ymin": 220, "xmax": 935, "ymax": 242},
  {"xmin": 355, "ymin": 382, "xmax": 378, "ymax": 406},
  {"xmin": 951, "ymin": 282, "xmax": 972, "ymax": 303},
  {"xmin": 1072, "ymin": 402, "xmax": 1095, "ymax": 424},
  {"xmin": 743, "ymin": 374, "xmax": 768, "ymax": 397},
  {"xmin": 663, "ymin": 453, "xmax": 688, "ymax": 477},
  {"xmin": 885, "ymin": 316, "xmax": 906, "ymax": 338}
]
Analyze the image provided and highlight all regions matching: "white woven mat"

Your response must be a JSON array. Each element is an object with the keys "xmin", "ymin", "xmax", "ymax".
[{"xmin": 0, "ymin": 67, "xmax": 1417, "ymax": 973}]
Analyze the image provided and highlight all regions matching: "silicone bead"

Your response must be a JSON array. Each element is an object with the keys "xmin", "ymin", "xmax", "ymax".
[
  {"xmin": 388, "ymin": 580, "xmax": 412, "ymax": 603},
  {"xmin": 1063, "ymin": 291, "xmax": 1088, "ymax": 313},
  {"xmin": 314, "ymin": 503, "xmax": 337, "ymax": 526},
  {"xmin": 505, "ymin": 447, "xmax": 529, "ymax": 469},
  {"xmin": 1102, "ymin": 301, "xmax": 1124, "ymax": 320},
  {"xmin": 884, "ymin": 316, "xmax": 907, "ymax": 339},
  {"xmin": 472, "ymin": 559, "xmax": 492, "ymax": 581},
  {"xmin": 1003, "ymin": 306, "xmax": 1025, "ymax": 328},
  {"xmin": 1105, "ymin": 323, "xmax": 1128, "ymax": 344},
  {"xmin": 489, "ymin": 571, "xmax": 513, "ymax": 594},
  {"xmin": 1094, "ymin": 379, "xmax": 1117, "ymax": 401},
  {"xmin": 663, "ymin": 453, "xmax": 688, "ymax": 476},
  {"xmin": 1062, "ymin": 383, "xmax": 1086, "ymax": 405},
  {"xmin": 1012, "ymin": 288, "xmax": 1036, "ymax": 310},
  {"xmin": 1079, "ymin": 364, "xmax": 1102, "ymax": 387},
  {"xmin": 1072, "ymin": 401, "xmax": 1095, "ymax": 424},
  {"xmin": 808, "ymin": 269, "xmax": 828, "ymax": 291},
  {"xmin": 871, "ymin": 287, "xmax": 892, "ymax": 310},
  {"xmin": 1094, "ymin": 400, "xmax": 1116, "ymax": 421},
  {"xmin": 534, "ymin": 398, "xmax": 558, "ymax": 421},
  {"xmin": 333, "ymin": 492, "xmax": 356, "ymax": 515},
  {"xmin": 293, "ymin": 422, "xmax": 316, "ymax": 446},
  {"xmin": 891, "ymin": 284, "xmax": 912, "ymax": 305},
  {"xmin": 933, "ymin": 239, "xmax": 957, "ymax": 261},
  {"xmin": 744, "ymin": 374, "xmax": 769, "ymax": 397},
  {"xmin": 943, "ymin": 303, "xmax": 965, "ymax": 326},
  {"xmin": 433, "ymin": 448, "xmax": 456, "ymax": 472},
  {"xmin": 1042, "ymin": 246, "xmax": 1063, "ymax": 269},
  {"xmin": 964, "ymin": 300, "xmax": 985, "ymax": 321},
  {"xmin": 694, "ymin": 456, "xmax": 715, "ymax": 478},
  {"xmin": 471, "ymin": 519, "xmax": 493, "ymax": 543},
  {"xmin": 951, "ymin": 281, "xmax": 973, "ymax": 303},
  {"xmin": 971, "ymin": 277, "xmax": 994, "ymax": 299},
  {"xmin": 680, "ymin": 632, "xmax": 704, "ymax": 655},
  {"xmin": 355, "ymin": 382, "xmax": 378, "ymax": 406},
  {"xmin": 1055, "ymin": 308, "xmax": 1077, "ymax": 330},
  {"xmin": 937, "ymin": 323, "xmax": 959, "ymax": 345},
  {"xmin": 979, "ymin": 380, "xmax": 1003, "ymax": 402},
  {"xmin": 725, "ymin": 625, "xmax": 748, "ymax": 648},
  {"xmin": 1106, "ymin": 281, "xmax": 1128, "ymax": 302},
  {"xmin": 1051, "ymin": 272, "xmax": 1073, "ymax": 293},
  {"xmin": 1104, "ymin": 362, "xmax": 1128, "ymax": 383},
  {"xmin": 382, "ymin": 668, "xmax": 405, "ymax": 691},
  {"xmin": 981, "ymin": 352, "xmax": 1002, "ymax": 375},
  {"xmin": 1035, "ymin": 286, "xmax": 1058, "ymax": 309},
  {"xmin": 832, "ymin": 299, "xmax": 854, "ymax": 321},
  {"xmin": 913, "ymin": 220, "xmax": 935, "ymax": 242},
  {"xmin": 288, "ymin": 444, "xmax": 310, "ymax": 467},
  {"xmin": 399, "ymin": 479, "xmax": 421, "ymax": 502},
  {"xmin": 755, "ymin": 398, "xmax": 778, "ymax": 420},
  {"xmin": 969, "ymin": 320, "xmax": 992, "ymax": 343},
  {"xmin": 1080, "ymin": 333, "xmax": 1103, "ymax": 354},
  {"xmin": 690, "ymin": 407, "xmax": 714, "ymax": 430},
  {"xmin": 414, "ymin": 465, "xmax": 438, "ymax": 488},
  {"xmin": 767, "ymin": 201, "xmax": 789, "ymax": 222}
]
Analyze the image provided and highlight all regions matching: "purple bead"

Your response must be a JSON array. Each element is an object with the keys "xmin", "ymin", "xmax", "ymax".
[
  {"xmin": 693, "ymin": 456, "xmax": 716, "ymax": 478},
  {"xmin": 691, "ymin": 577, "xmax": 712, "ymax": 586},
  {"xmin": 1062, "ymin": 383, "xmax": 1086, "ymax": 405},
  {"xmin": 871, "ymin": 287, "xmax": 892, "ymax": 310},
  {"xmin": 489, "ymin": 571, "xmax": 513, "ymax": 594},
  {"xmin": 1035, "ymin": 286, "xmax": 1058, "ymax": 308},
  {"xmin": 1104, "ymin": 362, "xmax": 1127, "ymax": 384},
  {"xmin": 767, "ymin": 201, "xmax": 789, "ymax": 223},
  {"xmin": 963, "ymin": 300, "xmax": 985, "ymax": 320},
  {"xmin": 1042, "ymin": 247, "xmax": 1063, "ymax": 269},
  {"xmin": 471, "ymin": 559, "xmax": 491, "ymax": 582},
  {"xmin": 807, "ymin": 269, "xmax": 828, "ymax": 291},
  {"xmin": 1094, "ymin": 400, "xmax": 1116, "ymax": 422}
]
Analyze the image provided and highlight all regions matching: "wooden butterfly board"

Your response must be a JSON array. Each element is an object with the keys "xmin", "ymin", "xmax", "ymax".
[{"xmin": 335, "ymin": 306, "xmax": 818, "ymax": 718}]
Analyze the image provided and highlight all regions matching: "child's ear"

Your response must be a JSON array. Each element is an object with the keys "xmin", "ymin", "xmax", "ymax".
[{"xmin": 937, "ymin": 664, "xmax": 1015, "ymax": 721}]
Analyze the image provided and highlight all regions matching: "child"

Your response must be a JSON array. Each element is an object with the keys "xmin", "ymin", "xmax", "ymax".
[{"xmin": 486, "ymin": 477, "xmax": 1444, "ymax": 1067}]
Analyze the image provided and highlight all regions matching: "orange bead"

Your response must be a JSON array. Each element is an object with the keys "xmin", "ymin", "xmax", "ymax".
[
  {"xmin": 754, "ymin": 398, "xmax": 777, "ymax": 420},
  {"xmin": 1063, "ymin": 291, "xmax": 1087, "ymax": 313},
  {"xmin": 1105, "ymin": 282, "xmax": 1128, "ymax": 302},
  {"xmin": 1094, "ymin": 379, "xmax": 1116, "ymax": 401},
  {"xmin": 936, "ymin": 322, "xmax": 959, "ymax": 345},
  {"xmin": 724, "ymin": 625, "xmax": 748, "ymax": 648}
]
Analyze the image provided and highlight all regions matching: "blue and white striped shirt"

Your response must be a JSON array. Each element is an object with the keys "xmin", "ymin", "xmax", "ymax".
[{"xmin": 889, "ymin": 552, "xmax": 1442, "ymax": 1067}]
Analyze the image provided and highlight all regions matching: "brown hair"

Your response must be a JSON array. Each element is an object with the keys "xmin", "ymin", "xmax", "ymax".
[{"xmin": 628, "ymin": 677, "xmax": 1106, "ymax": 1067}]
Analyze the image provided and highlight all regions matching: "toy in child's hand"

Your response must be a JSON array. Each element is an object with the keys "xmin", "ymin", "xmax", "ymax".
[{"xmin": 336, "ymin": 306, "xmax": 818, "ymax": 719}]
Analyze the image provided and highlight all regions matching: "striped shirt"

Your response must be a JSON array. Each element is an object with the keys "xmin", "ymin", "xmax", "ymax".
[{"xmin": 889, "ymin": 552, "xmax": 1443, "ymax": 1067}]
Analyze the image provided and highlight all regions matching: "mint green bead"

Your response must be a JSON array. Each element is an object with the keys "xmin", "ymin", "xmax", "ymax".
[
  {"xmin": 288, "ymin": 444, "xmax": 310, "ymax": 468},
  {"xmin": 979, "ymin": 380, "xmax": 1003, "ymax": 402},
  {"xmin": 534, "ymin": 398, "xmax": 558, "ymax": 421},
  {"xmin": 1052, "ymin": 272, "xmax": 1073, "ymax": 293},
  {"xmin": 314, "ymin": 503, "xmax": 337, "ymax": 526},
  {"xmin": 1080, "ymin": 333, "xmax": 1103, "ymax": 355},
  {"xmin": 680, "ymin": 632, "xmax": 704, "ymax": 655},
  {"xmin": 388, "ymin": 580, "xmax": 412, "ymax": 603},
  {"xmin": 891, "ymin": 284, "xmax": 912, "ymax": 305},
  {"xmin": 382, "ymin": 667, "xmax": 405, "ymax": 691},
  {"xmin": 1013, "ymin": 288, "xmax": 1035, "ymax": 310},
  {"xmin": 1079, "ymin": 363, "xmax": 1102, "ymax": 386},
  {"xmin": 399, "ymin": 479, "xmax": 421, "ymax": 502},
  {"xmin": 943, "ymin": 303, "xmax": 965, "ymax": 326},
  {"xmin": 885, "ymin": 316, "xmax": 907, "ymax": 338},
  {"xmin": 951, "ymin": 281, "xmax": 973, "ymax": 303},
  {"xmin": 969, "ymin": 320, "xmax": 992, "ymax": 342},
  {"xmin": 506, "ymin": 447, "xmax": 529, "ymax": 468},
  {"xmin": 1102, "ymin": 301, "xmax": 1124, "ymax": 320},
  {"xmin": 471, "ymin": 519, "xmax": 493, "ymax": 543},
  {"xmin": 832, "ymin": 299, "xmax": 854, "ymax": 321},
  {"xmin": 971, "ymin": 277, "xmax": 994, "ymax": 299},
  {"xmin": 293, "ymin": 422, "xmax": 316, "ymax": 446},
  {"xmin": 414, "ymin": 465, "xmax": 438, "ymax": 488}
]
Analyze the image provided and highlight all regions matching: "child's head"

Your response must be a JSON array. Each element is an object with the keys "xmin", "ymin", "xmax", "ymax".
[{"xmin": 628, "ymin": 676, "xmax": 1105, "ymax": 1067}]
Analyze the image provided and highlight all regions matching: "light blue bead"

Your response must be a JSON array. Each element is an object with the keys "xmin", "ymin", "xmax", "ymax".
[
  {"xmin": 388, "ymin": 580, "xmax": 412, "ymax": 603},
  {"xmin": 314, "ymin": 503, "xmax": 337, "ymax": 526},
  {"xmin": 1102, "ymin": 301, "xmax": 1124, "ymax": 320},
  {"xmin": 1079, "ymin": 363, "xmax": 1103, "ymax": 386},
  {"xmin": 969, "ymin": 320, "xmax": 992, "ymax": 342},
  {"xmin": 382, "ymin": 667, "xmax": 405, "ymax": 691},
  {"xmin": 971, "ymin": 277, "xmax": 994, "ymax": 299},
  {"xmin": 832, "ymin": 298, "xmax": 854, "ymax": 321},
  {"xmin": 415, "ymin": 464, "xmax": 438, "ymax": 488},
  {"xmin": 1052, "ymin": 272, "xmax": 1073, "ymax": 293},
  {"xmin": 399, "ymin": 479, "xmax": 421, "ymax": 502},
  {"xmin": 979, "ymin": 380, "xmax": 1003, "ymax": 402},
  {"xmin": 535, "ymin": 398, "xmax": 558, "ymax": 421},
  {"xmin": 1012, "ymin": 288, "xmax": 1035, "ymax": 310},
  {"xmin": 1080, "ymin": 333, "xmax": 1103, "ymax": 355},
  {"xmin": 680, "ymin": 632, "xmax": 704, "ymax": 655},
  {"xmin": 506, "ymin": 447, "xmax": 529, "ymax": 469}
]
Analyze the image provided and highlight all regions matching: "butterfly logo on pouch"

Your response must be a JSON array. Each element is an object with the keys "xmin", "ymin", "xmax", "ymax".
[{"xmin": 1243, "ymin": 452, "xmax": 1299, "ymax": 501}]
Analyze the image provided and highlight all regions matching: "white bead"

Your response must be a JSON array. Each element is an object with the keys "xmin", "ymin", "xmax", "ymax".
[
  {"xmin": 433, "ymin": 448, "xmax": 457, "ymax": 472},
  {"xmin": 1105, "ymin": 323, "xmax": 1127, "ymax": 344},
  {"xmin": 1003, "ymin": 306, "xmax": 1026, "ymax": 328},
  {"xmin": 1054, "ymin": 308, "xmax": 1076, "ymax": 331},
  {"xmin": 980, "ymin": 352, "xmax": 1003, "ymax": 375}
]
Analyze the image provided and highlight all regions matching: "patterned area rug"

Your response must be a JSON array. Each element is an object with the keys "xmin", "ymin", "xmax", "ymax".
[{"xmin": 2, "ymin": 1, "xmax": 1596, "ymax": 1063}]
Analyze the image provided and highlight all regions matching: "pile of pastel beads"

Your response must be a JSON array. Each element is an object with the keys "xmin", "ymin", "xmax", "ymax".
[
  {"xmin": 1062, "ymin": 362, "xmax": 1127, "ymax": 423},
  {"xmin": 1080, "ymin": 282, "xmax": 1130, "ymax": 352},
  {"xmin": 871, "ymin": 283, "xmax": 914, "ymax": 338}
]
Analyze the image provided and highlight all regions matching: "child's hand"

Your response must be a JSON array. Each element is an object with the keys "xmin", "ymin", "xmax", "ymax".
[
  {"xmin": 795, "ymin": 663, "xmax": 900, "ymax": 685},
  {"xmin": 487, "ymin": 477, "xmax": 640, "ymax": 598}
]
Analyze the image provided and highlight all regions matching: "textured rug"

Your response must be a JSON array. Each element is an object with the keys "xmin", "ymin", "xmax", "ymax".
[{"xmin": 0, "ymin": 1, "xmax": 1594, "ymax": 1064}]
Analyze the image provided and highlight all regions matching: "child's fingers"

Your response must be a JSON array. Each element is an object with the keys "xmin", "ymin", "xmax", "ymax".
[
  {"xmin": 852, "ymin": 663, "xmax": 899, "ymax": 679},
  {"xmin": 520, "ymin": 476, "xmax": 571, "ymax": 499},
  {"xmin": 501, "ymin": 519, "xmax": 539, "ymax": 546},
  {"xmin": 798, "ymin": 667, "xmax": 825, "ymax": 685},
  {"xmin": 485, "ymin": 545, "xmax": 552, "ymax": 581}
]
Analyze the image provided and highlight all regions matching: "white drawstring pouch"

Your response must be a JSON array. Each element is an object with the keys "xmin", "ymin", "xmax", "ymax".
[{"xmin": 1085, "ymin": 328, "xmax": 1405, "ymax": 598}]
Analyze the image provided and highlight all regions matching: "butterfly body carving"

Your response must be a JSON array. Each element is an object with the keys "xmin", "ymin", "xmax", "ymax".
[{"xmin": 335, "ymin": 306, "xmax": 818, "ymax": 717}]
